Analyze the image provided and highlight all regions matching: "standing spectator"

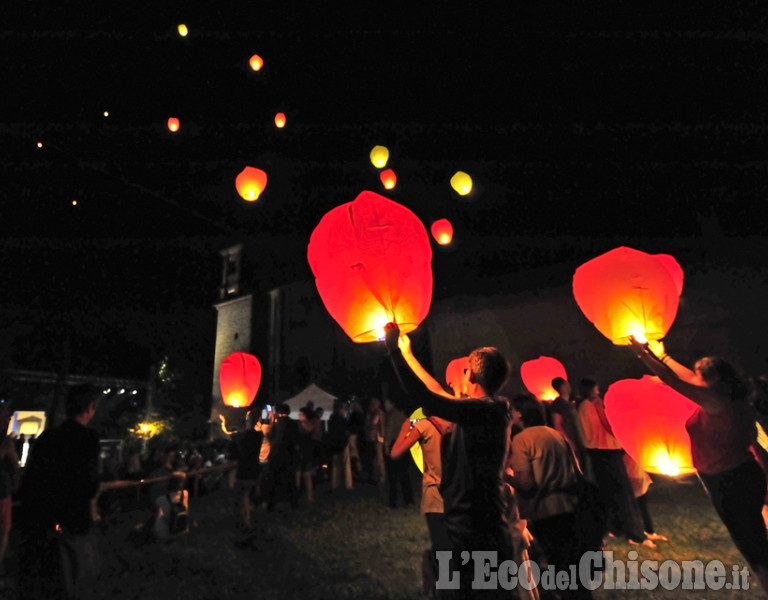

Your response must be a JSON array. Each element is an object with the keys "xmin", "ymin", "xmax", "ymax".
[
  {"xmin": 0, "ymin": 405, "xmax": 19, "ymax": 574},
  {"xmin": 326, "ymin": 401, "xmax": 352, "ymax": 490},
  {"xmin": 347, "ymin": 400, "xmax": 365, "ymax": 478},
  {"xmin": 509, "ymin": 394, "xmax": 592, "ymax": 600},
  {"xmin": 234, "ymin": 412, "xmax": 264, "ymax": 530},
  {"xmin": 18, "ymin": 384, "xmax": 102, "ymax": 599},
  {"xmin": 296, "ymin": 407, "xmax": 316, "ymax": 503},
  {"xmin": 384, "ymin": 398, "xmax": 416, "ymax": 509},
  {"xmin": 547, "ymin": 377, "xmax": 589, "ymax": 475},
  {"xmin": 265, "ymin": 403, "xmax": 299, "ymax": 510},
  {"xmin": 366, "ymin": 398, "xmax": 386, "ymax": 484}
]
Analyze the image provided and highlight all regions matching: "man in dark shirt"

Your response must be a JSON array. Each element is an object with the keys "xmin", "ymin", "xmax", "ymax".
[
  {"xmin": 265, "ymin": 403, "xmax": 299, "ymax": 510},
  {"xmin": 384, "ymin": 323, "xmax": 513, "ymax": 597},
  {"xmin": 18, "ymin": 384, "xmax": 101, "ymax": 598}
]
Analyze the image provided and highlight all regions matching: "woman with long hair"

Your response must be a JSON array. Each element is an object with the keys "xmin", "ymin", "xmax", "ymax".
[{"xmin": 629, "ymin": 337, "xmax": 768, "ymax": 592}]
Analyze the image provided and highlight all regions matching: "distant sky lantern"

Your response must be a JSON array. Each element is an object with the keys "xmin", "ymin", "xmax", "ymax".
[
  {"xmin": 235, "ymin": 166, "xmax": 268, "ymax": 202},
  {"xmin": 274, "ymin": 112, "xmax": 286, "ymax": 128},
  {"xmin": 604, "ymin": 376, "xmax": 697, "ymax": 476},
  {"xmin": 380, "ymin": 169, "xmax": 397, "ymax": 190},
  {"xmin": 307, "ymin": 190, "xmax": 433, "ymax": 343},
  {"xmin": 369, "ymin": 145, "xmax": 389, "ymax": 169},
  {"xmin": 36, "ymin": 142, "xmax": 43, "ymax": 148},
  {"xmin": 520, "ymin": 356, "xmax": 568, "ymax": 401},
  {"xmin": 430, "ymin": 219, "xmax": 453, "ymax": 245},
  {"xmin": 177, "ymin": 24, "xmax": 188, "ymax": 37},
  {"xmin": 450, "ymin": 171, "xmax": 473, "ymax": 195},
  {"xmin": 249, "ymin": 54, "xmax": 264, "ymax": 71},
  {"xmin": 167, "ymin": 117, "xmax": 180, "ymax": 132},
  {"xmin": 219, "ymin": 352, "xmax": 262, "ymax": 408},
  {"xmin": 572, "ymin": 246, "xmax": 683, "ymax": 345},
  {"xmin": 445, "ymin": 356, "xmax": 469, "ymax": 397}
]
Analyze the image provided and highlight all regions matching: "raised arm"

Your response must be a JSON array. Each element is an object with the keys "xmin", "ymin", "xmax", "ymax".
[
  {"xmin": 397, "ymin": 333, "xmax": 455, "ymax": 399},
  {"xmin": 384, "ymin": 323, "xmax": 472, "ymax": 422},
  {"xmin": 390, "ymin": 419, "xmax": 421, "ymax": 459},
  {"xmin": 628, "ymin": 336, "xmax": 725, "ymax": 413}
]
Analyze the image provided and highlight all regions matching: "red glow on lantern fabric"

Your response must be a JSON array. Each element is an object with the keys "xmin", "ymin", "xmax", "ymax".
[
  {"xmin": 307, "ymin": 190, "xmax": 433, "ymax": 343},
  {"xmin": 520, "ymin": 356, "xmax": 568, "ymax": 401},
  {"xmin": 445, "ymin": 357, "xmax": 469, "ymax": 397},
  {"xmin": 235, "ymin": 166, "xmax": 268, "ymax": 201},
  {"xmin": 167, "ymin": 117, "xmax": 180, "ymax": 132},
  {"xmin": 274, "ymin": 112, "xmax": 286, "ymax": 128},
  {"xmin": 572, "ymin": 246, "xmax": 683, "ymax": 345},
  {"xmin": 219, "ymin": 352, "xmax": 262, "ymax": 408},
  {"xmin": 430, "ymin": 219, "xmax": 453, "ymax": 245},
  {"xmin": 380, "ymin": 169, "xmax": 397, "ymax": 190},
  {"xmin": 604, "ymin": 375, "xmax": 697, "ymax": 476}
]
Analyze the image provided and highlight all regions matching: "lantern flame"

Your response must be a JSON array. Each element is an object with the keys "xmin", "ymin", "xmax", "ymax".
[{"xmin": 249, "ymin": 54, "xmax": 263, "ymax": 71}]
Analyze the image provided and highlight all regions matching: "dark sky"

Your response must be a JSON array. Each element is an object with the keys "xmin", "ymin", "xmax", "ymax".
[{"xmin": 2, "ymin": 2, "xmax": 767, "ymax": 379}]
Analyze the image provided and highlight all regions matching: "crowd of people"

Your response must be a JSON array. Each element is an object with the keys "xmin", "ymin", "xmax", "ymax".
[{"xmin": 4, "ymin": 328, "xmax": 768, "ymax": 599}]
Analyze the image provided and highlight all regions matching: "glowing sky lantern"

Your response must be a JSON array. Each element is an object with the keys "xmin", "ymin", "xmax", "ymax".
[
  {"xmin": 177, "ymin": 24, "xmax": 188, "ymax": 37},
  {"xmin": 520, "ymin": 356, "xmax": 568, "ymax": 401},
  {"xmin": 369, "ymin": 145, "xmax": 389, "ymax": 169},
  {"xmin": 219, "ymin": 352, "xmax": 262, "ymax": 408},
  {"xmin": 380, "ymin": 169, "xmax": 397, "ymax": 190},
  {"xmin": 450, "ymin": 171, "xmax": 473, "ymax": 195},
  {"xmin": 274, "ymin": 112, "xmax": 286, "ymax": 128},
  {"xmin": 249, "ymin": 54, "xmax": 264, "ymax": 71},
  {"xmin": 430, "ymin": 219, "xmax": 453, "ymax": 245},
  {"xmin": 307, "ymin": 190, "xmax": 433, "ymax": 343},
  {"xmin": 167, "ymin": 117, "xmax": 180, "ymax": 132},
  {"xmin": 445, "ymin": 356, "xmax": 469, "ymax": 397},
  {"xmin": 235, "ymin": 166, "xmax": 268, "ymax": 202},
  {"xmin": 572, "ymin": 246, "xmax": 683, "ymax": 345},
  {"xmin": 604, "ymin": 375, "xmax": 698, "ymax": 476}
]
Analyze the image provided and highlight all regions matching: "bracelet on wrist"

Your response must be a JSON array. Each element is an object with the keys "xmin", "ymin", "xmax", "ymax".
[{"xmin": 660, "ymin": 354, "xmax": 670, "ymax": 364}]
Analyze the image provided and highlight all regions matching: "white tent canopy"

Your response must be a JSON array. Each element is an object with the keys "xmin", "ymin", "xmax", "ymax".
[{"xmin": 284, "ymin": 383, "xmax": 338, "ymax": 421}]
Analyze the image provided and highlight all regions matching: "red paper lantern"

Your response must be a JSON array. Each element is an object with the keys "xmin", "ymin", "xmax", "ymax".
[
  {"xmin": 604, "ymin": 375, "xmax": 697, "ymax": 476},
  {"xmin": 274, "ymin": 112, "xmax": 286, "ymax": 128},
  {"xmin": 445, "ymin": 356, "xmax": 469, "ymax": 397},
  {"xmin": 235, "ymin": 166, "xmax": 268, "ymax": 202},
  {"xmin": 307, "ymin": 190, "xmax": 433, "ymax": 343},
  {"xmin": 520, "ymin": 356, "xmax": 568, "ymax": 401},
  {"xmin": 430, "ymin": 219, "xmax": 453, "ymax": 245},
  {"xmin": 380, "ymin": 169, "xmax": 397, "ymax": 190},
  {"xmin": 219, "ymin": 352, "xmax": 262, "ymax": 408},
  {"xmin": 167, "ymin": 117, "xmax": 180, "ymax": 132},
  {"xmin": 572, "ymin": 246, "xmax": 683, "ymax": 345}
]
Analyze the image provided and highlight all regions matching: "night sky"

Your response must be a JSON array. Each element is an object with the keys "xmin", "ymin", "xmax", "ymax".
[{"xmin": 2, "ymin": 3, "xmax": 767, "ymax": 397}]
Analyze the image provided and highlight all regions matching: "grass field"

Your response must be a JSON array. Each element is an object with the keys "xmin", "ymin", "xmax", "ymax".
[{"xmin": 7, "ymin": 473, "xmax": 765, "ymax": 599}]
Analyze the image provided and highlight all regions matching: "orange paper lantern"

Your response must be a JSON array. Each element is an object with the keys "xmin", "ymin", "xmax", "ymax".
[
  {"xmin": 572, "ymin": 246, "xmax": 683, "ymax": 345},
  {"xmin": 604, "ymin": 375, "xmax": 697, "ymax": 476},
  {"xmin": 520, "ymin": 356, "xmax": 568, "ymax": 401},
  {"xmin": 380, "ymin": 169, "xmax": 397, "ymax": 190},
  {"xmin": 219, "ymin": 352, "xmax": 262, "ymax": 408},
  {"xmin": 274, "ymin": 112, "xmax": 286, "ymax": 128},
  {"xmin": 430, "ymin": 219, "xmax": 453, "ymax": 245},
  {"xmin": 445, "ymin": 356, "xmax": 469, "ymax": 397},
  {"xmin": 167, "ymin": 117, "xmax": 180, "ymax": 132},
  {"xmin": 307, "ymin": 190, "xmax": 433, "ymax": 343},
  {"xmin": 235, "ymin": 166, "xmax": 268, "ymax": 202},
  {"xmin": 249, "ymin": 54, "xmax": 264, "ymax": 71}
]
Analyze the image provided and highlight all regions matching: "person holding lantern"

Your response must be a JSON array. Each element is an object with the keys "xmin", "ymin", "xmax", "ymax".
[
  {"xmin": 384, "ymin": 322, "xmax": 514, "ymax": 598},
  {"xmin": 629, "ymin": 336, "xmax": 768, "ymax": 592}
]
